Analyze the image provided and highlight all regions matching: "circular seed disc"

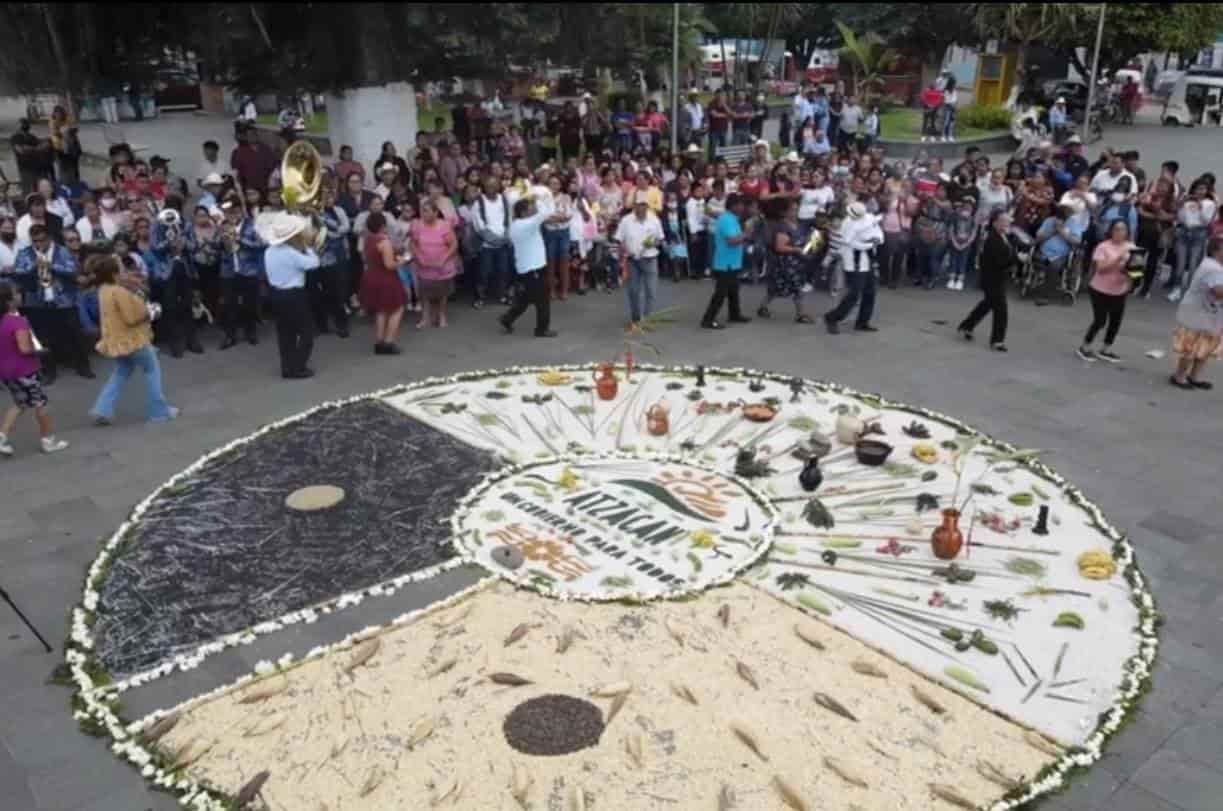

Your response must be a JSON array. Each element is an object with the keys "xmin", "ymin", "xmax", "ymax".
[
  {"xmin": 285, "ymin": 485, "xmax": 346, "ymax": 512},
  {"xmin": 503, "ymin": 694, "xmax": 605, "ymax": 756}
]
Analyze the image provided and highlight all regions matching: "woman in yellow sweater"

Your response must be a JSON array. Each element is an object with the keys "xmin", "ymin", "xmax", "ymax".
[{"xmin": 87, "ymin": 255, "xmax": 178, "ymax": 424}]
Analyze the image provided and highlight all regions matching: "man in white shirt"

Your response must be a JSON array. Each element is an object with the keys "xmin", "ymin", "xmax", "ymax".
[
  {"xmin": 0, "ymin": 216, "xmax": 18, "ymax": 279},
  {"xmin": 839, "ymin": 96, "xmax": 863, "ymax": 149},
  {"xmin": 373, "ymin": 164, "xmax": 398, "ymax": 201},
  {"xmin": 824, "ymin": 202, "xmax": 884, "ymax": 334},
  {"xmin": 261, "ymin": 212, "xmax": 320, "ymax": 379},
  {"xmin": 196, "ymin": 141, "xmax": 224, "ymax": 191},
  {"xmin": 500, "ymin": 197, "xmax": 563, "ymax": 338},
  {"xmin": 614, "ymin": 191, "xmax": 665, "ymax": 327},
  {"xmin": 683, "ymin": 89, "xmax": 705, "ymax": 149},
  {"xmin": 791, "ymin": 85, "xmax": 814, "ymax": 144},
  {"xmin": 471, "ymin": 175, "xmax": 512, "ymax": 307},
  {"xmin": 1089, "ymin": 154, "xmax": 1137, "ymax": 199}
]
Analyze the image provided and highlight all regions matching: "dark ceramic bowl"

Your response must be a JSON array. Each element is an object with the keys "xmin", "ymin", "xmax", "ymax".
[{"xmin": 854, "ymin": 439, "xmax": 893, "ymax": 466}]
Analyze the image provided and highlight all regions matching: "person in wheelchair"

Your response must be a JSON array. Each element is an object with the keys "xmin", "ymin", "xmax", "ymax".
[{"xmin": 1030, "ymin": 202, "xmax": 1085, "ymax": 303}]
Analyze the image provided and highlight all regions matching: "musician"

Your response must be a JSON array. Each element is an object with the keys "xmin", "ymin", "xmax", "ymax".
[
  {"xmin": 218, "ymin": 195, "xmax": 264, "ymax": 349},
  {"xmin": 261, "ymin": 212, "xmax": 320, "ymax": 379},
  {"xmin": 312, "ymin": 185, "xmax": 351, "ymax": 337},
  {"xmin": 13, "ymin": 224, "xmax": 85, "ymax": 382},
  {"xmin": 150, "ymin": 202, "xmax": 203, "ymax": 357}
]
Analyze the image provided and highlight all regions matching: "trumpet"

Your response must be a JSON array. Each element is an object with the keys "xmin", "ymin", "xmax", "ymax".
[
  {"xmin": 801, "ymin": 227, "xmax": 825, "ymax": 255},
  {"xmin": 36, "ymin": 254, "xmax": 54, "ymax": 302}
]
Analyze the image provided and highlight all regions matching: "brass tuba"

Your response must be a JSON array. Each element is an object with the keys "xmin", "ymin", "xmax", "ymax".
[{"xmin": 280, "ymin": 140, "xmax": 327, "ymax": 251}]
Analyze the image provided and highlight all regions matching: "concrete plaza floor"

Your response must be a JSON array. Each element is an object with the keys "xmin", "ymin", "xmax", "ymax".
[{"xmin": 1, "ymin": 116, "xmax": 1222, "ymax": 811}]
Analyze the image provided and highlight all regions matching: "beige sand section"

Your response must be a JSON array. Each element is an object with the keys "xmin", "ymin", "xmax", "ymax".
[{"xmin": 159, "ymin": 582, "xmax": 1057, "ymax": 810}]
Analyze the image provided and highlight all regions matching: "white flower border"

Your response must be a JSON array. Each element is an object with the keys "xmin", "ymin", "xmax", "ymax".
[
  {"xmin": 449, "ymin": 451, "xmax": 779, "ymax": 603},
  {"xmin": 64, "ymin": 363, "xmax": 1158, "ymax": 810}
]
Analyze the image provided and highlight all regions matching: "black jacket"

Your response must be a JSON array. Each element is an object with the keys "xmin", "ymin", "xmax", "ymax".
[{"xmin": 979, "ymin": 228, "xmax": 1017, "ymax": 291}]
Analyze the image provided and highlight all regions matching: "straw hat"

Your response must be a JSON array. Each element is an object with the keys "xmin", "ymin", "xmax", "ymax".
[
  {"xmin": 258, "ymin": 211, "xmax": 309, "ymax": 246},
  {"xmin": 202, "ymin": 172, "xmax": 224, "ymax": 187},
  {"xmin": 847, "ymin": 201, "xmax": 866, "ymax": 219}
]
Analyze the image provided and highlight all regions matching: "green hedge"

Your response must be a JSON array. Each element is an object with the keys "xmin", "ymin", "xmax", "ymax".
[{"xmin": 958, "ymin": 104, "xmax": 1011, "ymax": 130}]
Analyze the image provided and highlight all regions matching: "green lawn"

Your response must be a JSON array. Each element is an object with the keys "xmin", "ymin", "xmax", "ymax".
[{"xmin": 878, "ymin": 108, "xmax": 1005, "ymax": 143}]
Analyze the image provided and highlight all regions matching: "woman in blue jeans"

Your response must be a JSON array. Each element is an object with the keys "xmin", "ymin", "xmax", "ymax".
[
  {"xmin": 542, "ymin": 174, "xmax": 573, "ymax": 299},
  {"xmin": 86, "ymin": 255, "xmax": 177, "ymax": 424},
  {"xmin": 1168, "ymin": 181, "xmax": 1216, "ymax": 302}
]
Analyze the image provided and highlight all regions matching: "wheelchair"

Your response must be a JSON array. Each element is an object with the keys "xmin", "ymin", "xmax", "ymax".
[{"xmin": 1016, "ymin": 247, "xmax": 1085, "ymax": 304}]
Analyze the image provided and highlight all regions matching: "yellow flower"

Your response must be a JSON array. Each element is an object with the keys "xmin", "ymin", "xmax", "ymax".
[
  {"xmin": 557, "ymin": 467, "xmax": 580, "ymax": 491},
  {"xmin": 689, "ymin": 530, "xmax": 717, "ymax": 549}
]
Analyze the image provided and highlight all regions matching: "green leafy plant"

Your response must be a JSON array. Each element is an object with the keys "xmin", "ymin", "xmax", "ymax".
[{"xmin": 958, "ymin": 104, "xmax": 1012, "ymax": 130}]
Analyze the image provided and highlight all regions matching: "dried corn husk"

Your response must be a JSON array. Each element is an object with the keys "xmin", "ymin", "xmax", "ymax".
[
  {"xmin": 242, "ymin": 714, "xmax": 285, "ymax": 738},
  {"xmin": 813, "ymin": 691, "xmax": 857, "ymax": 722},
  {"xmin": 625, "ymin": 733, "xmax": 644, "ymax": 767},
  {"xmin": 671, "ymin": 682, "xmax": 699, "ymax": 705},
  {"xmin": 605, "ymin": 693, "xmax": 628, "ymax": 727},
  {"xmin": 426, "ymin": 657, "xmax": 458, "ymax": 678},
  {"xmin": 823, "ymin": 756, "xmax": 869, "ymax": 788},
  {"xmin": 793, "ymin": 623, "xmax": 826, "ymax": 650},
  {"xmin": 504, "ymin": 623, "xmax": 531, "ymax": 647},
  {"xmin": 911, "ymin": 685, "xmax": 947, "ymax": 715},
  {"xmin": 735, "ymin": 660, "xmax": 760, "ymax": 690},
  {"xmin": 850, "ymin": 660, "xmax": 887, "ymax": 679},
  {"xmin": 143, "ymin": 713, "xmax": 179, "ymax": 742},
  {"xmin": 568, "ymin": 784, "xmax": 587, "ymax": 811},
  {"xmin": 590, "ymin": 680, "xmax": 633, "ymax": 698},
  {"xmin": 344, "ymin": 639, "xmax": 381, "ymax": 674},
  {"xmin": 663, "ymin": 617, "xmax": 685, "ymax": 647},
  {"xmin": 358, "ymin": 766, "xmax": 383, "ymax": 797},
  {"xmin": 510, "ymin": 763, "xmax": 533, "ymax": 808},
  {"xmin": 729, "ymin": 722, "xmax": 768, "ymax": 762},
  {"xmin": 489, "ymin": 672, "xmax": 532, "ymax": 686},
  {"xmin": 773, "ymin": 775, "xmax": 810, "ymax": 811},
  {"xmin": 431, "ymin": 775, "xmax": 461, "ymax": 806},
  {"xmin": 929, "ymin": 783, "xmax": 975, "ymax": 809},
  {"xmin": 235, "ymin": 770, "xmax": 270, "ymax": 807},
  {"xmin": 238, "ymin": 677, "xmax": 289, "ymax": 704},
  {"xmin": 717, "ymin": 604, "xmax": 731, "ymax": 628}
]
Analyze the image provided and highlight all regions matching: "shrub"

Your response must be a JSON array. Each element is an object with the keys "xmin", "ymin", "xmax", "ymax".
[{"xmin": 958, "ymin": 104, "xmax": 1011, "ymax": 130}]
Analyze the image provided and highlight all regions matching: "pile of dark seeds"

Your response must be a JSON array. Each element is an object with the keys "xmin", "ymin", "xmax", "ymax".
[{"xmin": 503, "ymin": 694, "xmax": 605, "ymax": 756}]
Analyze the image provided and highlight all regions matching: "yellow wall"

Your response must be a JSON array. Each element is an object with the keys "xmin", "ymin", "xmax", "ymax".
[{"xmin": 974, "ymin": 50, "xmax": 1017, "ymax": 107}]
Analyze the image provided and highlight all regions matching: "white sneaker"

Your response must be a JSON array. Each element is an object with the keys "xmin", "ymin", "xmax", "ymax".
[
  {"xmin": 40, "ymin": 436, "xmax": 68, "ymax": 454},
  {"xmin": 801, "ymin": 283, "xmax": 813, "ymax": 293},
  {"xmin": 945, "ymin": 277, "xmax": 955, "ymax": 289},
  {"xmin": 1167, "ymin": 288, "xmax": 1182, "ymax": 302},
  {"xmin": 0, "ymin": 433, "xmax": 13, "ymax": 456},
  {"xmin": 921, "ymin": 136, "xmax": 928, "ymax": 143}
]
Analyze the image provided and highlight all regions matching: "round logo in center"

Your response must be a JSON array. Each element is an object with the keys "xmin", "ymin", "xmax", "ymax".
[{"xmin": 452, "ymin": 456, "xmax": 778, "ymax": 599}]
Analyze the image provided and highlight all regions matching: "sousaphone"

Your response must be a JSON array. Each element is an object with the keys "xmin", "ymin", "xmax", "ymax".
[{"xmin": 281, "ymin": 140, "xmax": 328, "ymax": 250}]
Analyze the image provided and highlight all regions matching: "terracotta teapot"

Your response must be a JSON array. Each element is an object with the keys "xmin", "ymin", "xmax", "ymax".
[
  {"xmin": 646, "ymin": 401, "xmax": 670, "ymax": 436},
  {"xmin": 594, "ymin": 362, "xmax": 618, "ymax": 400}
]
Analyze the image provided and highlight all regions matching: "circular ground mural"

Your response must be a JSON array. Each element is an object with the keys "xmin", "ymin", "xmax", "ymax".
[{"xmin": 65, "ymin": 364, "xmax": 1158, "ymax": 811}]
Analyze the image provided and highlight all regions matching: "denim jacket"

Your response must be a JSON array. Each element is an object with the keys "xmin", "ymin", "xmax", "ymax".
[
  {"xmin": 319, "ymin": 206, "xmax": 350, "ymax": 267},
  {"xmin": 220, "ymin": 218, "xmax": 265, "ymax": 279},
  {"xmin": 14, "ymin": 244, "xmax": 78, "ymax": 308}
]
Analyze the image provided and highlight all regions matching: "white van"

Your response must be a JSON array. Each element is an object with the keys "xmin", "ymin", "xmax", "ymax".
[{"xmin": 1162, "ymin": 73, "xmax": 1223, "ymax": 126}]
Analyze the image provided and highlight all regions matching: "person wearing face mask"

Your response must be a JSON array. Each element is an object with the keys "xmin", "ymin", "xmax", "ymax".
[{"xmin": 97, "ymin": 189, "xmax": 127, "ymax": 237}]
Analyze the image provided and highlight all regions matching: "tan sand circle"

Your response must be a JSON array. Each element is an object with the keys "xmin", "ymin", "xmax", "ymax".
[{"xmin": 284, "ymin": 484, "xmax": 346, "ymax": 512}]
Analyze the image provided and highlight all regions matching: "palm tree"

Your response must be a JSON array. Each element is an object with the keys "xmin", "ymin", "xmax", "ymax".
[{"xmin": 835, "ymin": 21, "xmax": 900, "ymax": 106}]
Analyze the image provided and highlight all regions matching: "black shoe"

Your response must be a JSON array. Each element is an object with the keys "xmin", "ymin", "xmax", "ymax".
[
  {"xmin": 317, "ymin": 325, "xmax": 331, "ymax": 335},
  {"xmin": 757, "ymin": 306, "xmax": 772, "ymax": 318},
  {"xmin": 991, "ymin": 343, "xmax": 1008, "ymax": 352},
  {"xmin": 170, "ymin": 345, "xmax": 184, "ymax": 358},
  {"xmin": 1170, "ymin": 375, "xmax": 1196, "ymax": 390},
  {"xmin": 1188, "ymin": 379, "xmax": 1214, "ymax": 390},
  {"xmin": 220, "ymin": 335, "xmax": 237, "ymax": 350},
  {"xmin": 283, "ymin": 368, "xmax": 314, "ymax": 379},
  {"xmin": 472, "ymin": 299, "xmax": 485, "ymax": 310},
  {"xmin": 824, "ymin": 315, "xmax": 840, "ymax": 334},
  {"xmin": 374, "ymin": 343, "xmax": 389, "ymax": 355},
  {"xmin": 728, "ymin": 315, "xmax": 752, "ymax": 324},
  {"xmin": 76, "ymin": 365, "xmax": 97, "ymax": 379},
  {"xmin": 187, "ymin": 341, "xmax": 204, "ymax": 355},
  {"xmin": 335, "ymin": 327, "xmax": 349, "ymax": 339},
  {"xmin": 958, "ymin": 328, "xmax": 973, "ymax": 341},
  {"xmin": 534, "ymin": 330, "xmax": 558, "ymax": 338},
  {"xmin": 795, "ymin": 314, "xmax": 813, "ymax": 324},
  {"xmin": 854, "ymin": 324, "xmax": 879, "ymax": 332},
  {"xmin": 700, "ymin": 320, "xmax": 725, "ymax": 330},
  {"xmin": 576, "ymin": 287, "xmax": 587, "ymax": 296},
  {"xmin": 498, "ymin": 316, "xmax": 514, "ymax": 334},
  {"xmin": 383, "ymin": 343, "xmax": 402, "ymax": 355},
  {"xmin": 246, "ymin": 332, "xmax": 259, "ymax": 346},
  {"xmin": 1096, "ymin": 349, "xmax": 1121, "ymax": 363}
]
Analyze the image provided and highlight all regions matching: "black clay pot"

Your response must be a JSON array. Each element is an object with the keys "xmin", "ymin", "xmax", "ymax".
[
  {"xmin": 799, "ymin": 457, "xmax": 824, "ymax": 492},
  {"xmin": 854, "ymin": 439, "xmax": 893, "ymax": 467}
]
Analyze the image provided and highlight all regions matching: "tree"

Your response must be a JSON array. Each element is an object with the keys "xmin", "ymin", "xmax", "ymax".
[
  {"xmin": 972, "ymin": 3, "xmax": 1086, "ymax": 79},
  {"xmin": 835, "ymin": 20, "xmax": 900, "ymax": 105},
  {"xmin": 1049, "ymin": 3, "xmax": 1223, "ymax": 79}
]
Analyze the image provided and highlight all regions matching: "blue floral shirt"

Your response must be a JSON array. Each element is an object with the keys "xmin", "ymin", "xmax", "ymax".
[
  {"xmin": 14, "ymin": 244, "xmax": 79, "ymax": 308},
  {"xmin": 220, "ymin": 218, "xmax": 265, "ymax": 279},
  {"xmin": 319, "ymin": 206, "xmax": 350, "ymax": 267}
]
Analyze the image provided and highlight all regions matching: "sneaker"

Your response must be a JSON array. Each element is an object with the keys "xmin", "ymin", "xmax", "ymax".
[
  {"xmin": 41, "ymin": 436, "xmax": 69, "ymax": 454},
  {"xmin": 1076, "ymin": 346, "xmax": 1097, "ymax": 362},
  {"xmin": 0, "ymin": 433, "xmax": 13, "ymax": 456},
  {"xmin": 1167, "ymin": 288, "xmax": 1182, "ymax": 303},
  {"xmin": 800, "ymin": 283, "xmax": 813, "ymax": 293},
  {"xmin": 92, "ymin": 414, "xmax": 112, "ymax": 426},
  {"xmin": 472, "ymin": 299, "xmax": 484, "ymax": 310},
  {"xmin": 991, "ymin": 343, "xmax": 1008, "ymax": 352},
  {"xmin": 151, "ymin": 406, "xmax": 181, "ymax": 422},
  {"xmin": 1097, "ymin": 349, "xmax": 1121, "ymax": 363},
  {"xmin": 945, "ymin": 277, "xmax": 956, "ymax": 290}
]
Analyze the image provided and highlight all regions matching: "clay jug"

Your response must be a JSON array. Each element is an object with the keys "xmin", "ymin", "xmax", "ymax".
[
  {"xmin": 799, "ymin": 457, "xmax": 823, "ymax": 492},
  {"xmin": 646, "ymin": 402, "xmax": 670, "ymax": 436},
  {"xmin": 594, "ymin": 363, "xmax": 618, "ymax": 400},
  {"xmin": 835, "ymin": 414, "xmax": 865, "ymax": 444},
  {"xmin": 931, "ymin": 509, "xmax": 964, "ymax": 560}
]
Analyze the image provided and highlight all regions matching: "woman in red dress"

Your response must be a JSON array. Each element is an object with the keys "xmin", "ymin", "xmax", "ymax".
[{"xmin": 359, "ymin": 212, "xmax": 408, "ymax": 355}]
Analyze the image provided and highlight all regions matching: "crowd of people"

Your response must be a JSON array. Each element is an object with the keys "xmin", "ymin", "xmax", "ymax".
[{"xmin": 1, "ymin": 85, "xmax": 1222, "ymax": 459}]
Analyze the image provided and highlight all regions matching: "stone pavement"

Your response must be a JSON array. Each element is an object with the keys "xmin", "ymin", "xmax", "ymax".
[
  {"xmin": 1, "ymin": 117, "xmax": 1222, "ymax": 811},
  {"xmin": 2, "ymin": 265, "xmax": 1223, "ymax": 809}
]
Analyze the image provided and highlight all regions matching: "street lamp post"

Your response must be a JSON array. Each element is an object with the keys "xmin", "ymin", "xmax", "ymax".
[{"xmin": 1083, "ymin": 3, "xmax": 1107, "ymax": 132}]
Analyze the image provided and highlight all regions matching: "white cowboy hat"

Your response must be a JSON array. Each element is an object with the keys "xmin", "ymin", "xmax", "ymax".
[
  {"xmin": 1066, "ymin": 134, "xmax": 1083, "ymax": 145},
  {"xmin": 1056, "ymin": 97, "xmax": 1067, "ymax": 104},
  {"xmin": 782, "ymin": 151, "xmax": 800, "ymax": 163},
  {"xmin": 753, "ymin": 139, "xmax": 770, "ymax": 148},
  {"xmin": 378, "ymin": 162, "xmax": 399, "ymax": 175},
  {"xmin": 685, "ymin": 143, "xmax": 702, "ymax": 154},
  {"xmin": 257, "ymin": 211, "xmax": 309, "ymax": 246},
  {"xmin": 202, "ymin": 172, "xmax": 224, "ymax": 187},
  {"xmin": 847, "ymin": 202, "xmax": 866, "ymax": 219}
]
